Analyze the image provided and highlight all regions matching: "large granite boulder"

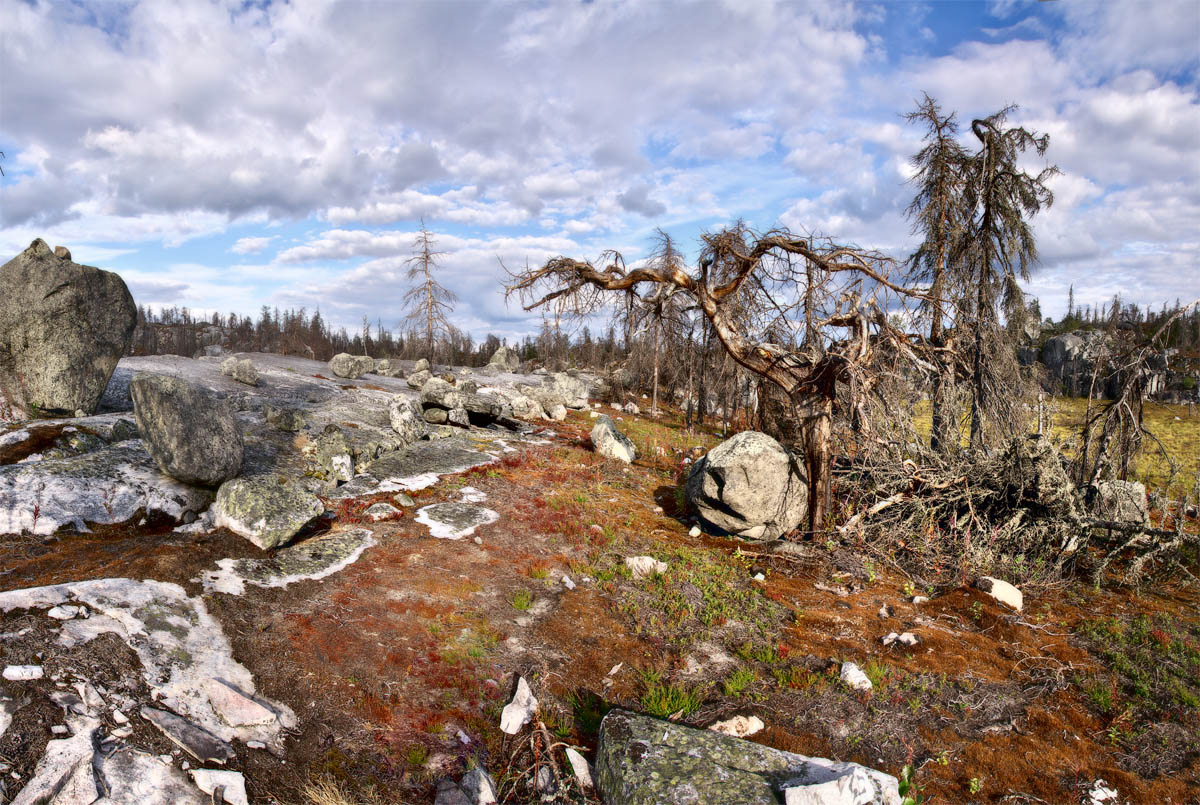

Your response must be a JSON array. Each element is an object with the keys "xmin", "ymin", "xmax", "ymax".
[
  {"xmin": 591, "ymin": 415, "xmax": 636, "ymax": 463},
  {"xmin": 421, "ymin": 377, "xmax": 468, "ymax": 410},
  {"xmin": 407, "ymin": 369, "xmax": 433, "ymax": 389},
  {"xmin": 130, "ymin": 373, "xmax": 243, "ymax": 486},
  {"xmin": 372, "ymin": 358, "xmax": 405, "ymax": 378},
  {"xmin": 686, "ymin": 431, "xmax": 806, "ymax": 540},
  {"xmin": 0, "ymin": 238, "xmax": 137, "ymax": 418},
  {"xmin": 596, "ymin": 709, "xmax": 900, "ymax": 805},
  {"xmin": 213, "ymin": 477, "xmax": 324, "ymax": 549},
  {"xmin": 330, "ymin": 353, "xmax": 375, "ymax": 379},
  {"xmin": 542, "ymin": 371, "xmax": 590, "ymax": 409},
  {"xmin": 487, "ymin": 345, "xmax": 521, "ymax": 373},
  {"xmin": 1041, "ymin": 334, "xmax": 1085, "ymax": 373}
]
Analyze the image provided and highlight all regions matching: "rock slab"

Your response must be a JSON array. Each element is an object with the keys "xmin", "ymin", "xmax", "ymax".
[
  {"xmin": 686, "ymin": 431, "xmax": 807, "ymax": 540},
  {"xmin": 131, "ymin": 373, "xmax": 244, "ymax": 486},
  {"xmin": 596, "ymin": 709, "xmax": 899, "ymax": 804},
  {"xmin": 0, "ymin": 238, "xmax": 137, "ymax": 418},
  {"xmin": 591, "ymin": 415, "xmax": 637, "ymax": 463},
  {"xmin": 213, "ymin": 476, "xmax": 324, "ymax": 549}
]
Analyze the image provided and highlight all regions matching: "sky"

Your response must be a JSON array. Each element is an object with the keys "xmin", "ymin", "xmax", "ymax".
[{"xmin": 1, "ymin": 0, "xmax": 1197, "ymax": 341}]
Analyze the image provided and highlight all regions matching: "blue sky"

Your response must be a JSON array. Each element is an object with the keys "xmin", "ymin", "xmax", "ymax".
[{"xmin": 1, "ymin": 0, "xmax": 1197, "ymax": 340}]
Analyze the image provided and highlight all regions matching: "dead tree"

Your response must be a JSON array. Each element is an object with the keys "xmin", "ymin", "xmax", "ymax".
[
  {"xmin": 403, "ymin": 220, "xmax": 455, "ymax": 361},
  {"xmin": 505, "ymin": 226, "xmax": 933, "ymax": 534}
]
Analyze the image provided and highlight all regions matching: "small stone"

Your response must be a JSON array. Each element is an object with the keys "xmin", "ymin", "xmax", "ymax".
[
  {"xmin": 688, "ymin": 526, "xmax": 701, "ymax": 537},
  {"xmin": 3, "ymin": 665, "xmax": 43, "ymax": 681},
  {"xmin": 878, "ymin": 604, "xmax": 893, "ymax": 619},
  {"xmin": 112, "ymin": 709, "xmax": 129, "ymax": 724},
  {"xmin": 708, "ymin": 714, "xmax": 765, "ymax": 737},
  {"xmin": 110, "ymin": 726, "xmax": 133, "ymax": 738},
  {"xmin": 365, "ymin": 502, "xmax": 401, "ymax": 521},
  {"xmin": 51, "ymin": 725, "xmax": 69, "ymax": 735},
  {"xmin": 882, "ymin": 632, "xmax": 919, "ymax": 647},
  {"xmin": 562, "ymin": 575, "xmax": 576, "ymax": 590},
  {"xmin": 473, "ymin": 536, "xmax": 482, "ymax": 545},
  {"xmin": 46, "ymin": 605, "xmax": 86, "ymax": 620},
  {"xmin": 500, "ymin": 676, "xmax": 538, "ymax": 734},
  {"xmin": 189, "ymin": 769, "xmax": 250, "ymax": 805},
  {"xmin": 392, "ymin": 493, "xmax": 415, "ymax": 507},
  {"xmin": 911, "ymin": 595, "xmax": 929, "ymax": 605},
  {"xmin": 246, "ymin": 740, "xmax": 267, "ymax": 749},
  {"xmin": 564, "ymin": 747, "xmax": 594, "ymax": 791},
  {"xmin": 975, "ymin": 576, "xmax": 1023, "ymax": 611},
  {"xmin": 839, "ymin": 661, "xmax": 872, "ymax": 692},
  {"xmin": 752, "ymin": 572, "xmax": 766, "ymax": 581},
  {"xmin": 625, "ymin": 555, "xmax": 668, "ymax": 579}
]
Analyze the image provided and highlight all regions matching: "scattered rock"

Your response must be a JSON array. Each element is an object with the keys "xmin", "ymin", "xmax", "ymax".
[
  {"xmin": 365, "ymin": 502, "xmax": 401, "ymax": 521},
  {"xmin": 330, "ymin": 353, "xmax": 375, "ymax": 379},
  {"xmin": 500, "ymin": 676, "xmax": 538, "ymax": 734},
  {"xmin": 220, "ymin": 357, "xmax": 259, "ymax": 386},
  {"xmin": 415, "ymin": 502, "xmax": 500, "ymax": 539},
  {"xmin": 393, "ymin": 492, "xmax": 415, "ymax": 507},
  {"xmin": 263, "ymin": 403, "xmax": 307, "ymax": 432},
  {"xmin": 595, "ymin": 709, "xmax": 899, "ymax": 805},
  {"xmin": 460, "ymin": 768, "xmax": 500, "ymax": 804},
  {"xmin": 0, "ymin": 238, "xmax": 137, "ymax": 418},
  {"xmin": 3, "ymin": 665, "xmax": 43, "ymax": 681},
  {"xmin": 1088, "ymin": 779, "xmax": 1121, "ymax": 804},
  {"xmin": 189, "ymin": 768, "xmax": 250, "ymax": 805},
  {"xmin": 839, "ymin": 662, "xmax": 872, "ymax": 692},
  {"xmin": 565, "ymin": 747, "xmax": 594, "ymax": 792},
  {"xmin": 591, "ymin": 415, "xmax": 637, "ymax": 463},
  {"xmin": 131, "ymin": 373, "xmax": 244, "ymax": 486},
  {"xmin": 448, "ymin": 407, "xmax": 470, "ymax": 427},
  {"xmin": 623, "ymin": 401, "xmax": 639, "ymax": 415},
  {"xmin": 46, "ymin": 604, "xmax": 87, "ymax": 620},
  {"xmin": 413, "ymin": 358, "xmax": 431, "ymax": 373},
  {"xmin": 625, "ymin": 555, "xmax": 667, "ymax": 579},
  {"xmin": 372, "ymin": 358, "xmax": 405, "ymax": 378},
  {"xmin": 547, "ymin": 402, "xmax": 568, "ymax": 421},
  {"xmin": 689, "ymin": 526, "xmax": 701, "ymax": 537},
  {"xmin": 910, "ymin": 595, "xmax": 929, "ymax": 605},
  {"xmin": 389, "ymin": 396, "xmax": 430, "ymax": 445},
  {"xmin": 882, "ymin": 632, "xmax": 919, "ymax": 647},
  {"xmin": 686, "ymin": 431, "xmax": 807, "ymax": 541},
  {"xmin": 212, "ymin": 477, "xmax": 324, "ymax": 550},
  {"xmin": 407, "ymin": 369, "xmax": 433, "ymax": 389},
  {"xmin": 708, "ymin": 714, "xmax": 765, "ymax": 737},
  {"xmin": 141, "ymin": 706, "xmax": 236, "ymax": 764},
  {"xmin": 487, "ymin": 345, "xmax": 521, "ymax": 372},
  {"xmin": 425, "ymin": 407, "xmax": 449, "ymax": 424},
  {"xmin": 422, "ymin": 377, "xmax": 469, "ymax": 410},
  {"xmin": 975, "ymin": 576, "xmax": 1023, "ymax": 611}
]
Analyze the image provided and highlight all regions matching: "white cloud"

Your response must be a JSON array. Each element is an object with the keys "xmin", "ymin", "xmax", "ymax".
[{"xmin": 231, "ymin": 236, "xmax": 275, "ymax": 255}]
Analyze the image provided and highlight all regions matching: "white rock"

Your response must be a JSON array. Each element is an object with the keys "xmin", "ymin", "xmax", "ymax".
[
  {"xmin": 910, "ymin": 595, "xmax": 929, "ymax": 605},
  {"xmin": 783, "ymin": 765, "xmax": 886, "ymax": 805},
  {"xmin": 1088, "ymin": 779, "xmax": 1121, "ymax": 804},
  {"xmin": 839, "ymin": 662, "xmax": 872, "ymax": 692},
  {"xmin": 975, "ymin": 576, "xmax": 1023, "ymax": 611},
  {"xmin": 51, "ymin": 725, "xmax": 69, "ymax": 735},
  {"xmin": 500, "ymin": 676, "xmax": 538, "ymax": 734},
  {"xmin": 112, "ymin": 708, "xmax": 129, "ymax": 724},
  {"xmin": 46, "ymin": 605, "xmax": 87, "ymax": 620},
  {"xmin": 565, "ymin": 747, "xmax": 594, "ymax": 791},
  {"xmin": 625, "ymin": 555, "xmax": 668, "ymax": 579},
  {"xmin": 562, "ymin": 575, "xmax": 576, "ymax": 590},
  {"xmin": 882, "ymin": 632, "xmax": 919, "ymax": 647},
  {"xmin": 708, "ymin": 714, "xmax": 765, "ymax": 737},
  {"xmin": 3, "ymin": 665, "xmax": 43, "ymax": 681},
  {"xmin": 205, "ymin": 678, "xmax": 280, "ymax": 727},
  {"xmin": 688, "ymin": 526, "xmax": 701, "ymax": 537},
  {"xmin": 189, "ymin": 768, "xmax": 250, "ymax": 805}
]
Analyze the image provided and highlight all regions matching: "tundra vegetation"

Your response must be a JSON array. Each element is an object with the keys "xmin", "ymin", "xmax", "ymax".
[{"xmin": 1, "ymin": 97, "xmax": 1198, "ymax": 804}]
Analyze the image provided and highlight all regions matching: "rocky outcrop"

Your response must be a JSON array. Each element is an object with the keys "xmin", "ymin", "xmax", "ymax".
[
  {"xmin": 487, "ymin": 345, "xmax": 521, "ymax": 373},
  {"xmin": 389, "ymin": 397, "xmax": 430, "ymax": 446},
  {"xmin": 330, "ymin": 353, "xmax": 375, "ymax": 379},
  {"xmin": 372, "ymin": 358, "xmax": 405, "ymax": 378},
  {"xmin": 591, "ymin": 415, "xmax": 636, "ymax": 463},
  {"xmin": 263, "ymin": 403, "xmax": 307, "ymax": 432},
  {"xmin": 0, "ymin": 238, "xmax": 137, "ymax": 418},
  {"xmin": 130, "ymin": 373, "xmax": 244, "ymax": 486},
  {"xmin": 686, "ymin": 431, "xmax": 807, "ymax": 540},
  {"xmin": 595, "ymin": 709, "xmax": 900, "ymax": 804},
  {"xmin": 541, "ymin": 371, "xmax": 590, "ymax": 409},
  {"xmin": 212, "ymin": 477, "xmax": 325, "ymax": 549},
  {"xmin": 407, "ymin": 369, "xmax": 433, "ymax": 389},
  {"xmin": 220, "ymin": 357, "xmax": 259, "ymax": 386}
]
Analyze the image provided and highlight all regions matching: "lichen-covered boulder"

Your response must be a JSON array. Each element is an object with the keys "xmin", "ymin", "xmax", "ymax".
[
  {"xmin": 542, "ymin": 371, "xmax": 590, "ymax": 409},
  {"xmin": 372, "ymin": 358, "xmax": 405, "ymax": 378},
  {"xmin": 413, "ymin": 358, "xmax": 431, "ymax": 373},
  {"xmin": 596, "ymin": 709, "xmax": 900, "ymax": 805},
  {"xmin": 421, "ymin": 377, "xmax": 468, "ymax": 410},
  {"xmin": 1089, "ymin": 479, "xmax": 1149, "ymax": 526},
  {"xmin": 0, "ymin": 238, "xmax": 137, "ymax": 418},
  {"xmin": 487, "ymin": 345, "xmax": 521, "ymax": 372},
  {"xmin": 220, "ymin": 357, "xmax": 259, "ymax": 386},
  {"xmin": 686, "ymin": 431, "xmax": 806, "ymax": 540},
  {"xmin": 130, "ymin": 373, "xmax": 243, "ymax": 486},
  {"xmin": 591, "ymin": 415, "xmax": 636, "ymax": 463},
  {"xmin": 389, "ymin": 397, "xmax": 429, "ymax": 446},
  {"xmin": 304, "ymin": 424, "xmax": 354, "ymax": 487},
  {"xmin": 263, "ymin": 403, "xmax": 307, "ymax": 432},
  {"xmin": 329, "ymin": 353, "xmax": 375, "ymax": 379},
  {"xmin": 406, "ymin": 369, "xmax": 433, "ymax": 389},
  {"xmin": 212, "ymin": 477, "xmax": 324, "ymax": 549}
]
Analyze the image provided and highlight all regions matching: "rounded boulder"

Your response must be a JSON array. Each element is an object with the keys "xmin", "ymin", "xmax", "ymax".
[{"xmin": 685, "ymin": 431, "xmax": 806, "ymax": 540}]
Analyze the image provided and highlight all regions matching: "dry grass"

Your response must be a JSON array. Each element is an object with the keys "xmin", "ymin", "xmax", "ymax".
[{"xmin": 301, "ymin": 775, "xmax": 382, "ymax": 805}]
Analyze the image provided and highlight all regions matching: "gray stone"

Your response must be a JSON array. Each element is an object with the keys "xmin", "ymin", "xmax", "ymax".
[
  {"xmin": 389, "ymin": 396, "xmax": 429, "ymax": 445},
  {"xmin": 131, "ymin": 373, "xmax": 244, "ymax": 486},
  {"xmin": 141, "ymin": 706, "xmax": 236, "ymax": 764},
  {"xmin": 547, "ymin": 403, "xmax": 568, "ymax": 421},
  {"xmin": 330, "ymin": 353, "xmax": 375, "ymax": 379},
  {"xmin": 407, "ymin": 369, "xmax": 433, "ymax": 389},
  {"xmin": 0, "ymin": 238, "xmax": 137, "ymax": 418},
  {"xmin": 422, "ymin": 377, "xmax": 469, "ymax": 410},
  {"xmin": 213, "ymin": 476, "xmax": 324, "ymax": 549},
  {"xmin": 425, "ymin": 407, "xmax": 449, "ymax": 424},
  {"xmin": 487, "ymin": 345, "xmax": 521, "ymax": 372},
  {"xmin": 372, "ymin": 358, "xmax": 405, "ymax": 378},
  {"xmin": 1090, "ymin": 479, "xmax": 1149, "ymax": 526},
  {"xmin": 543, "ymin": 371, "xmax": 590, "ymax": 408},
  {"xmin": 591, "ymin": 415, "xmax": 637, "ymax": 463},
  {"xmin": 305, "ymin": 424, "xmax": 355, "ymax": 486},
  {"xmin": 413, "ymin": 358, "xmax": 431, "ymax": 373},
  {"xmin": 686, "ymin": 431, "xmax": 807, "ymax": 541},
  {"xmin": 448, "ymin": 407, "xmax": 470, "ymax": 427},
  {"xmin": 365, "ymin": 502, "xmax": 401, "ymax": 521},
  {"xmin": 263, "ymin": 403, "xmax": 307, "ymax": 432},
  {"xmin": 220, "ymin": 357, "xmax": 259, "ymax": 386},
  {"xmin": 596, "ymin": 709, "xmax": 900, "ymax": 805}
]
